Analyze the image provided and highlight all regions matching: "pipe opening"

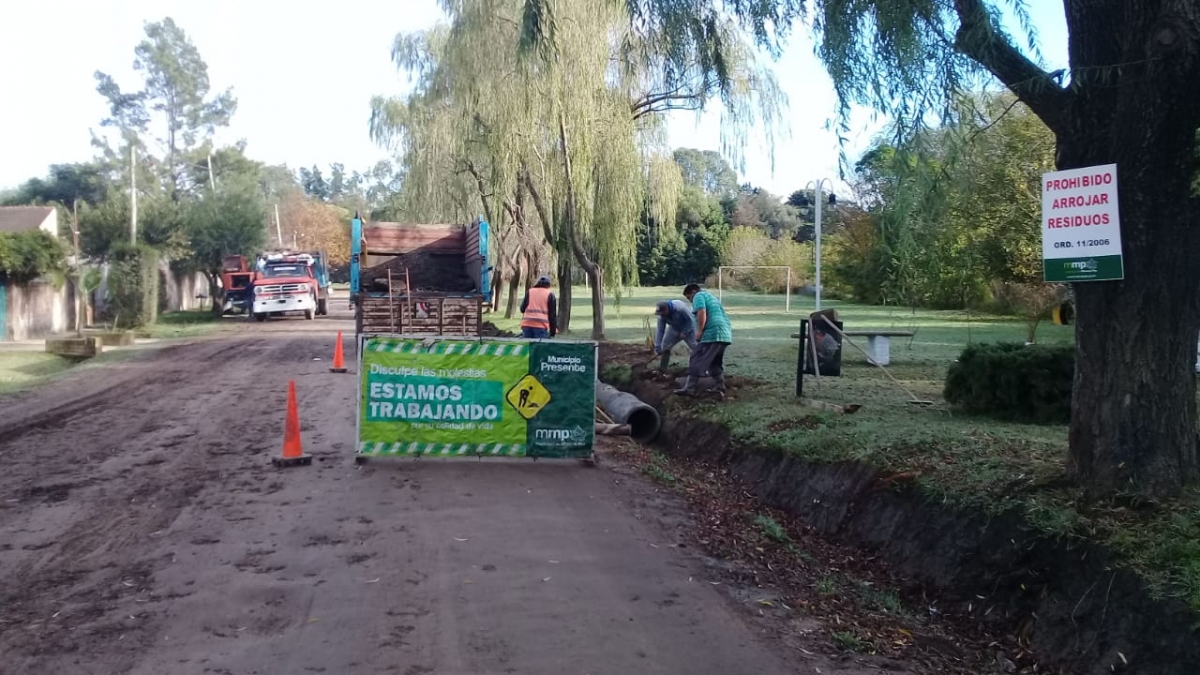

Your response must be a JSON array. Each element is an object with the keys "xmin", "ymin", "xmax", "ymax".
[{"xmin": 626, "ymin": 407, "xmax": 661, "ymax": 443}]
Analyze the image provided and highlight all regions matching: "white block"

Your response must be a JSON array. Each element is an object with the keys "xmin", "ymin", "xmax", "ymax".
[{"xmin": 866, "ymin": 335, "xmax": 891, "ymax": 366}]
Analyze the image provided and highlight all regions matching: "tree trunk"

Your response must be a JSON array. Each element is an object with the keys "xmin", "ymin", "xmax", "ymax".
[
  {"xmin": 1056, "ymin": 2, "xmax": 1200, "ymax": 496},
  {"xmin": 588, "ymin": 264, "xmax": 605, "ymax": 341},
  {"xmin": 504, "ymin": 268, "xmax": 521, "ymax": 319},
  {"xmin": 523, "ymin": 249, "xmax": 536, "ymax": 293},
  {"xmin": 556, "ymin": 112, "xmax": 604, "ymax": 340},
  {"xmin": 556, "ymin": 257, "xmax": 572, "ymax": 335},
  {"xmin": 1065, "ymin": 140, "xmax": 1200, "ymax": 496},
  {"xmin": 205, "ymin": 272, "xmax": 223, "ymax": 315}
]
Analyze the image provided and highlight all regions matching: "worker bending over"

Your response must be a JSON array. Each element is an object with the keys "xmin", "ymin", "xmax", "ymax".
[
  {"xmin": 653, "ymin": 299, "xmax": 697, "ymax": 370},
  {"xmin": 520, "ymin": 275, "xmax": 558, "ymax": 339}
]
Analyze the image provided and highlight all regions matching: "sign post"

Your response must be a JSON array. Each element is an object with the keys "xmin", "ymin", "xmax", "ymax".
[
  {"xmin": 357, "ymin": 336, "xmax": 597, "ymax": 459},
  {"xmin": 1041, "ymin": 164, "xmax": 1124, "ymax": 282}
]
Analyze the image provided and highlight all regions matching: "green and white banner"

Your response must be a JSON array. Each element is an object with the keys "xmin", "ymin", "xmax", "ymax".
[{"xmin": 357, "ymin": 336, "xmax": 597, "ymax": 459}]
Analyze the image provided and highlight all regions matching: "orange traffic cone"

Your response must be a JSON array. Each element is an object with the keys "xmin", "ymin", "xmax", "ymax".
[
  {"xmin": 330, "ymin": 331, "xmax": 347, "ymax": 373},
  {"xmin": 273, "ymin": 380, "xmax": 312, "ymax": 467}
]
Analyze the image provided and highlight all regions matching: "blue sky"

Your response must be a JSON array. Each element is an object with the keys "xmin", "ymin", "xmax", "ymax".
[{"xmin": 0, "ymin": 1, "xmax": 1068, "ymax": 197}]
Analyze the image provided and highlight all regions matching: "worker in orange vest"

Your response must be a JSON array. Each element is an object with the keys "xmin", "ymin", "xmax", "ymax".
[{"xmin": 520, "ymin": 275, "xmax": 558, "ymax": 339}]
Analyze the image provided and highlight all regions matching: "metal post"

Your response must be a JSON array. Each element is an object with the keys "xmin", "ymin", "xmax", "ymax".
[
  {"xmin": 130, "ymin": 146, "xmax": 137, "ymax": 244},
  {"xmin": 718, "ymin": 266, "xmax": 723, "ymax": 301},
  {"xmin": 207, "ymin": 152, "xmax": 216, "ymax": 191},
  {"xmin": 274, "ymin": 204, "xmax": 283, "ymax": 247},
  {"xmin": 786, "ymin": 267, "xmax": 791, "ymax": 313},
  {"xmin": 795, "ymin": 319, "xmax": 808, "ymax": 398},
  {"xmin": 814, "ymin": 181, "xmax": 823, "ymax": 312}
]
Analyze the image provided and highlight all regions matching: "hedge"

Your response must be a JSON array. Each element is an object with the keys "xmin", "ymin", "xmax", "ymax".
[
  {"xmin": 107, "ymin": 243, "xmax": 159, "ymax": 328},
  {"xmin": 0, "ymin": 230, "xmax": 66, "ymax": 283},
  {"xmin": 943, "ymin": 342, "xmax": 1074, "ymax": 424}
]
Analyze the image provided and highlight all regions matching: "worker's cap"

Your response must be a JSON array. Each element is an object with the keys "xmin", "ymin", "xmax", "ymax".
[
  {"xmin": 537, "ymin": 275, "xmax": 551, "ymax": 285},
  {"xmin": 655, "ymin": 301, "xmax": 670, "ymax": 315}
]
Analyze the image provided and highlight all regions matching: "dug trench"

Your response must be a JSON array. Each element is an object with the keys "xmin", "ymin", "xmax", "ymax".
[{"xmin": 598, "ymin": 343, "xmax": 1200, "ymax": 675}]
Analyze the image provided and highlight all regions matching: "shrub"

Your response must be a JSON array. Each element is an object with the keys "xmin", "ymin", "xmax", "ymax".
[
  {"xmin": 0, "ymin": 230, "xmax": 66, "ymax": 283},
  {"xmin": 717, "ymin": 226, "xmax": 811, "ymax": 293},
  {"xmin": 107, "ymin": 243, "xmax": 159, "ymax": 328},
  {"xmin": 943, "ymin": 342, "xmax": 1074, "ymax": 424}
]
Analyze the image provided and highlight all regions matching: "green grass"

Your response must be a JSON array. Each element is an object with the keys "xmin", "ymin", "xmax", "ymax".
[
  {"xmin": 0, "ymin": 349, "xmax": 142, "ymax": 397},
  {"xmin": 559, "ymin": 285, "xmax": 1200, "ymax": 613},
  {"xmin": 643, "ymin": 452, "xmax": 678, "ymax": 484},
  {"xmin": 0, "ymin": 352, "xmax": 78, "ymax": 395},
  {"xmin": 143, "ymin": 309, "xmax": 223, "ymax": 339},
  {"xmin": 831, "ymin": 630, "xmax": 874, "ymax": 653},
  {"xmin": 0, "ymin": 309, "xmax": 223, "ymax": 396}
]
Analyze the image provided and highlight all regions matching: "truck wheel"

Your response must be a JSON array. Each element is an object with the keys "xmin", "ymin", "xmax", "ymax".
[
  {"xmin": 254, "ymin": 313, "xmax": 267, "ymax": 322},
  {"xmin": 318, "ymin": 298, "xmax": 327, "ymax": 316},
  {"xmin": 305, "ymin": 309, "xmax": 315, "ymax": 320}
]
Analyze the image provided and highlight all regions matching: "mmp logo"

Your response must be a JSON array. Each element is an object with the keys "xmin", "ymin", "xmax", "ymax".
[{"xmin": 1063, "ymin": 259, "xmax": 1099, "ymax": 272}]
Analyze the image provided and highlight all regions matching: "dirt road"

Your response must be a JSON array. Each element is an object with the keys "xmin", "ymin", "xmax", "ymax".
[{"xmin": 0, "ymin": 312, "xmax": 884, "ymax": 674}]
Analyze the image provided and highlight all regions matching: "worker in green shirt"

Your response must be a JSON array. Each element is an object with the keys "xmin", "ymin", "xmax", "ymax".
[{"xmin": 675, "ymin": 283, "xmax": 732, "ymax": 397}]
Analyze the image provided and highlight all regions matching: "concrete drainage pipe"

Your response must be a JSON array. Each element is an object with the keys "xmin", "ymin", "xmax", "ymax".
[{"xmin": 595, "ymin": 382, "xmax": 662, "ymax": 444}]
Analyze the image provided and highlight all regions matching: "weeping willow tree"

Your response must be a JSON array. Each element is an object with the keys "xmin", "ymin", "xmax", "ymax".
[
  {"xmin": 516, "ymin": 0, "xmax": 1200, "ymax": 498},
  {"xmin": 369, "ymin": 23, "xmax": 530, "ymax": 314},
  {"xmin": 372, "ymin": 0, "xmax": 782, "ymax": 339}
]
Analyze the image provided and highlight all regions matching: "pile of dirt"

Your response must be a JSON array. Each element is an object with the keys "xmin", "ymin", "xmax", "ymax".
[
  {"xmin": 481, "ymin": 322, "xmax": 516, "ymax": 338},
  {"xmin": 606, "ymin": 363, "xmax": 1200, "ymax": 675},
  {"xmin": 360, "ymin": 250, "xmax": 476, "ymax": 293}
]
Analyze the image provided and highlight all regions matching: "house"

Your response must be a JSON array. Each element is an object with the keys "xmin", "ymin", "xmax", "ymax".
[
  {"xmin": 0, "ymin": 205, "xmax": 58, "ymax": 236},
  {"xmin": 0, "ymin": 206, "xmax": 71, "ymax": 341}
]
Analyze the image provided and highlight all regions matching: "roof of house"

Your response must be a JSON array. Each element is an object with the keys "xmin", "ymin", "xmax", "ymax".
[{"xmin": 0, "ymin": 206, "xmax": 55, "ymax": 234}]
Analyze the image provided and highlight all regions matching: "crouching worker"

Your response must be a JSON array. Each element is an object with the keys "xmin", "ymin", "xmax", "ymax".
[
  {"xmin": 675, "ymin": 283, "xmax": 731, "ymax": 397},
  {"xmin": 520, "ymin": 276, "xmax": 558, "ymax": 339},
  {"xmin": 653, "ymin": 299, "xmax": 697, "ymax": 370}
]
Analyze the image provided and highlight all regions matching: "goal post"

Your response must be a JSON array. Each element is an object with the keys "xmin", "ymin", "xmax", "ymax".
[{"xmin": 717, "ymin": 265, "xmax": 792, "ymax": 313}]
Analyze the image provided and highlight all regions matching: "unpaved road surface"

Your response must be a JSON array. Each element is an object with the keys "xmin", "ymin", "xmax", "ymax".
[{"xmin": 0, "ymin": 314, "xmax": 885, "ymax": 674}]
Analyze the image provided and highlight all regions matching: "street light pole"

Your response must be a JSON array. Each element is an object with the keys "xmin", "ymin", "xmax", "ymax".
[{"xmin": 805, "ymin": 178, "xmax": 834, "ymax": 312}]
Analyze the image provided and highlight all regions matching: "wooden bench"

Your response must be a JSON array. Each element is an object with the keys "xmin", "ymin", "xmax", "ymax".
[{"xmin": 791, "ymin": 329, "xmax": 915, "ymax": 366}]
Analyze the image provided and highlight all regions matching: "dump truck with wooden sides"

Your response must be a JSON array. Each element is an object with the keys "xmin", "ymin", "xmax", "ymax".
[{"xmin": 349, "ymin": 214, "xmax": 491, "ymax": 337}]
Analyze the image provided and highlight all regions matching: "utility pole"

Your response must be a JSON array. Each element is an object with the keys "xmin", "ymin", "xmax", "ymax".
[
  {"xmin": 207, "ymin": 152, "xmax": 216, "ymax": 191},
  {"xmin": 274, "ymin": 204, "xmax": 283, "ymax": 247},
  {"xmin": 814, "ymin": 181, "xmax": 823, "ymax": 312},
  {"xmin": 72, "ymin": 200, "xmax": 82, "ymax": 335},
  {"xmin": 130, "ymin": 146, "xmax": 138, "ymax": 244}
]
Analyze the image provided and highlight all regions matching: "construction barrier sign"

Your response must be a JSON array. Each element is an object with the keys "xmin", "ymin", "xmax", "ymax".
[{"xmin": 357, "ymin": 336, "xmax": 597, "ymax": 459}]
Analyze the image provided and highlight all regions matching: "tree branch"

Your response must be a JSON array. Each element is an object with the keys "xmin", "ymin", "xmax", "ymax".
[{"xmin": 952, "ymin": 0, "xmax": 1072, "ymax": 133}]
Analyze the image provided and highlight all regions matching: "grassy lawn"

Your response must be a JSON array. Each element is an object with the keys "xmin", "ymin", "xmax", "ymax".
[
  {"xmin": 0, "ymin": 349, "xmax": 143, "ymax": 397},
  {"xmin": 144, "ymin": 309, "xmax": 224, "ymax": 339},
  {"xmin": 0, "ymin": 310, "xmax": 223, "ymax": 396},
  {"xmin": 0, "ymin": 352, "xmax": 80, "ymax": 396},
  {"xmin": 526, "ymin": 285, "xmax": 1200, "ymax": 612}
]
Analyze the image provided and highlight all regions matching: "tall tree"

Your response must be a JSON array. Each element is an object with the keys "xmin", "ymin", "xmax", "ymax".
[
  {"xmin": 673, "ymin": 148, "xmax": 739, "ymax": 199},
  {"xmin": 182, "ymin": 183, "xmax": 267, "ymax": 310},
  {"xmin": 521, "ymin": 0, "xmax": 1200, "ymax": 497},
  {"xmin": 95, "ymin": 17, "xmax": 237, "ymax": 201},
  {"xmin": 3, "ymin": 163, "xmax": 112, "ymax": 209},
  {"xmin": 376, "ymin": 0, "xmax": 780, "ymax": 338}
]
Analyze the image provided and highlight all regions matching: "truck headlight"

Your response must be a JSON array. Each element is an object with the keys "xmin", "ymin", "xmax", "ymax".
[{"xmin": 298, "ymin": 283, "xmax": 310, "ymax": 293}]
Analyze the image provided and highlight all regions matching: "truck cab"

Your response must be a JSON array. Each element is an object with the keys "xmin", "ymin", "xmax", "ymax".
[
  {"xmin": 221, "ymin": 255, "xmax": 254, "ymax": 315},
  {"xmin": 251, "ymin": 254, "xmax": 319, "ymax": 322}
]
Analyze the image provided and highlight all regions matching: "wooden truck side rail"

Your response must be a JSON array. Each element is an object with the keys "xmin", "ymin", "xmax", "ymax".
[{"xmin": 356, "ymin": 292, "xmax": 485, "ymax": 337}]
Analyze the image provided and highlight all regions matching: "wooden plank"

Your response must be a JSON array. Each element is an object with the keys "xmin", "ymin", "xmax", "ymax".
[{"xmin": 843, "ymin": 330, "xmax": 915, "ymax": 337}]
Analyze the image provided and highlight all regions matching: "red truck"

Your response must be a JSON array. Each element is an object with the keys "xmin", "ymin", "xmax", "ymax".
[{"xmin": 250, "ymin": 254, "xmax": 320, "ymax": 322}]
